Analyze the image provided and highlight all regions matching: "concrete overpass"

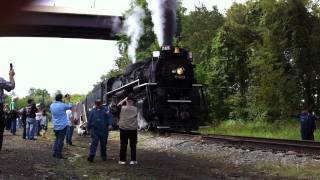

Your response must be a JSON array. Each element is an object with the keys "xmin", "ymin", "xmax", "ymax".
[{"xmin": 1, "ymin": 6, "xmax": 123, "ymax": 40}]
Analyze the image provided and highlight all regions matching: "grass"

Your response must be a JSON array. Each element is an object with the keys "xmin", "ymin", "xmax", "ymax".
[
  {"xmin": 199, "ymin": 120, "xmax": 320, "ymax": 179},
  {"xmin": 257, "ymin": 161, "xmax": 320, "ymax": 179},
  {"xmin": 199, "ymin": 119, "xmax": 320, "ymax": 140}
]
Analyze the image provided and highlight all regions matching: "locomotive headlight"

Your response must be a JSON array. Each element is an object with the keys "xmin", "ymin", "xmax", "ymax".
[
  {"xmin": 153, "ymin": 51, "xmax": 160, "ymax": 57},
  {"xmin": 177, "ymin": 67, "xmax": 185, "ymax": 75}
]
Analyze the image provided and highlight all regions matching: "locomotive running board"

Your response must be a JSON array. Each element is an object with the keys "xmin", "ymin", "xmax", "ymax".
[
  {"xmin": 106, "ymin": 79, "xmax": 140, "ymax": 95},
  {"xmin": 157, "ymin": 126, "xmax": 170, "ymax": 129},
  {"xmin": 135, "ymin": 83, "xmax": 157, "ymax": 88},
  {"xmin": 167, "ymin": 100, "xmax": 192, "ymax": 103}
]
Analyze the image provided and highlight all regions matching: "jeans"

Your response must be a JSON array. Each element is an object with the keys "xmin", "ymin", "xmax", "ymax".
[
  {"xmin": 22, "ymin": 118, "xmax": 26, "ymax": 139},
  {"xmin": 5, "ymin": 118, "xmax": 11, "ymax": 130},
  {"xmin": 34, "ymin": 120, "xmax": 39, "ymax": 136},
  {"xmin": 0, "ymin": 104, "xmax": 4, "ymax": 151},
  {"xmin": 301, "ymin": 130, "xmax": 315, "ymax": 140},
  {"xmin": 53, "ymin": 126, "xmax": 67, "ymax": 158},
  {"xmin": 26, "ymin": 117, "xmax": 36, "ymax": 140},
  {"xmin": 37, "ymin": 120, "xmax": 41, "ymax": 135},
  {"xmin": 89, "ymin": 130, "xmax": 108, "ymax": 159},
  {"xmin": 66, "ymin": 125, "xmax": 75, "ymax": 145},
  {"xmin": 119, "ymin": 129, "xmax": 137, "ymax": 162},
  {"xmin": 10, "ymin": 118, "xmax": 16, "ymax": 135},
  {"xmin": 0, "ymin": 120, "xmax": 4, "ymax": 151},
  {"xmin": 16, "ymin": 118, "xmax": 21, "ymax": 128}
]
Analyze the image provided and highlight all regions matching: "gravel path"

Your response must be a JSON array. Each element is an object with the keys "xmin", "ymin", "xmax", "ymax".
[
  {"xmin": 140, "ymin": 133, "xmax": 320, "ymax": 179},
  {"xmin": 1, "ymin": 129, "xmax": 319, "ymax": 179},
  {"xmin": 142, "ymin": 134, "xmax": 320, "ymax": 166}
]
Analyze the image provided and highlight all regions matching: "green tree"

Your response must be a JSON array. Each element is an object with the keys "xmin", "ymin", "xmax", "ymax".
[
  {"xmin": 179, "ymin": 4, "xmax": 225, "ymax": 120},
  {"xmin": 17, "ymin": 88, "xmax": 53, "ymax": 110},
  {"xmin": 69, "ymin": 94, "xmax": 85, "ymax": 104},
  {"xmin": 28, "ymin": 88, "xmax": 50, "ymax": 97},
  {"xmin": 247, "ymin": 0, "xmax": 320, "ymax": 120},
  {"xmin": 212, "ymin": 2, "xmax": 262, "ymax": 119},
  {"xmin": 180, "ymin": 5, "xmax": 224, "ymax": 64}
]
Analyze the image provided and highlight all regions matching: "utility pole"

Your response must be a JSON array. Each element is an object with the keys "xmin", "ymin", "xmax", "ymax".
[{"xmin": 42, "ymin": 90, "xmax": 45, "ymax": 108}]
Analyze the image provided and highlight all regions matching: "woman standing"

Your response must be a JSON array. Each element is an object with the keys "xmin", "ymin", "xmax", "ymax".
[{"xmin": 117, "ymin": 94, "xmax": 138, "ymax": 165}]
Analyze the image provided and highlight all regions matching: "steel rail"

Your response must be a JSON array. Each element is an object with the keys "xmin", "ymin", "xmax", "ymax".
[{"xmin": 169, "ymin": 133, "xmax": 320, "ymax": 154}]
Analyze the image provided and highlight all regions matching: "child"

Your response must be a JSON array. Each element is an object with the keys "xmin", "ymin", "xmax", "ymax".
[{"xmin": 40, "ymin": 109, "xmax": 48, "ymax": 138}]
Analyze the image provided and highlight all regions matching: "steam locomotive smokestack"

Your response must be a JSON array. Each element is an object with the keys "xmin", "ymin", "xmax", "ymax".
[{"xmin": 147, "ymin": 0, "xmax": 177, "ymax": 47}]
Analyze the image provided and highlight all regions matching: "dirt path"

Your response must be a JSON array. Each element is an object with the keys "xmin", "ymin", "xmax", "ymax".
[
  {"xmin": 0, "ymin": 129, "xmax": 69, "ymax": 179},
  {"xmin": 0, "ymin": 129, "xmax": 289, "ymax": 180}
]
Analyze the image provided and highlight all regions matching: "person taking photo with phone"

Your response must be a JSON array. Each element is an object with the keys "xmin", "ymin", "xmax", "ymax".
[{"xmin": 0, "ymin": 64, "xmax": 15, "ymax": 151}]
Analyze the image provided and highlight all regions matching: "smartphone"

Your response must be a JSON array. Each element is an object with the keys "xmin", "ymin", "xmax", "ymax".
[{"xmin": 10, "ymin": 63, "xmax": 13, "ymax": 70}]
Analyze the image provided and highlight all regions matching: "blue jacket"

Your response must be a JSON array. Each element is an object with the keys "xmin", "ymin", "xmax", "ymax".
[
  {"xmin": 50, "ymin": 101, "xmax": 73, "ymax": 130},
  {"xmin": 300, "ymin": 112, "xmax": 316, "ymax": 134},
  {"xmin": 88, "ymin": 106, "xmax": 112, "ymax": 132}
]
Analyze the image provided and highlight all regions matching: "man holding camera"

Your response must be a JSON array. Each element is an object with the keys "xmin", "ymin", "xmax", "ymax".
[
  {"xmin": 0, "ymin": 67, "xmax": 15, "ymax": 151},
  {"xmin": 50, "ymin": 94, "xmax": 73, "ymax": 159}
]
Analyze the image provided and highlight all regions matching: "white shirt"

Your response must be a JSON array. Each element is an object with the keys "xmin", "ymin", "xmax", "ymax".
[
  {"xmin": 66, "ymin": 109, "xmax": 73, "ymax": 126},
  {"xmin": 35, "ymin": 112, "xmax": 43, "ymax": 121},
  {"xmin": 40, "ymin": 115, "xmax": 48, "ymax": 126}
]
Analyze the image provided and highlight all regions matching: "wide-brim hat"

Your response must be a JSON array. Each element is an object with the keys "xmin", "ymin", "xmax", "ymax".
[{"xmin": 127, "ymin": 94, "xmax": 136, "ymax": 101}]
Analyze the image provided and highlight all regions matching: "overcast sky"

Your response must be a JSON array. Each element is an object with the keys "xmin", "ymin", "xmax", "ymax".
[{"xmin": 0, "ymin": 0, "xmax": 247, "ymax": 97}]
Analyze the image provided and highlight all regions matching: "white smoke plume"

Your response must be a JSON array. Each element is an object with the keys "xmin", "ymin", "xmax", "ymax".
[
  {"xmin": 124, "ymin": 6, "xmax": 146, "ymax": 63},
  {"xmin": 111, "ymin": 16, "xmax": 122, "ymax": 38},
  {"xmin": 147, "ymin": 0, "xmax": 178, "ymax": 47}
]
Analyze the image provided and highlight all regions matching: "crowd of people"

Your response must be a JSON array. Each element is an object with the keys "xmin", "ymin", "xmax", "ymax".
[
  {"xmin": 23, "ymin": 98, "xmax": 49, "ymax": 140},
  {"xmin": 0, "ymin": 87, "xmax": 138, "ymax": 165},
  {"xmin": 0, "ymin": 97, "xmax": 49, "ymax": 141},
  {"xmin": 0, "ymin": 67, "xmax": 139, "ymax": 164},
  {"xmin": 49, "ymin": 93, "xmax": 138, "ymax": 165}
]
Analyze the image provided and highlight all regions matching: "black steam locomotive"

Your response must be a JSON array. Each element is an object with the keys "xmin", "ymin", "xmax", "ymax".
[{"xmin": 81, "ymin": 46, "xmax": 206, "ymax": 131}]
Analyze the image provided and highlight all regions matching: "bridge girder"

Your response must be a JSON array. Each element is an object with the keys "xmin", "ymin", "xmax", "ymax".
[{"xmin": 1, "ymin": 6, "xmax": 123, "ymax": 40}]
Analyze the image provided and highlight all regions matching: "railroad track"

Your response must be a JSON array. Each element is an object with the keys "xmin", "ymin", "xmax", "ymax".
[{"xmin": 168, "ymin": 133, "xmax": 320, "ymax": 154}]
